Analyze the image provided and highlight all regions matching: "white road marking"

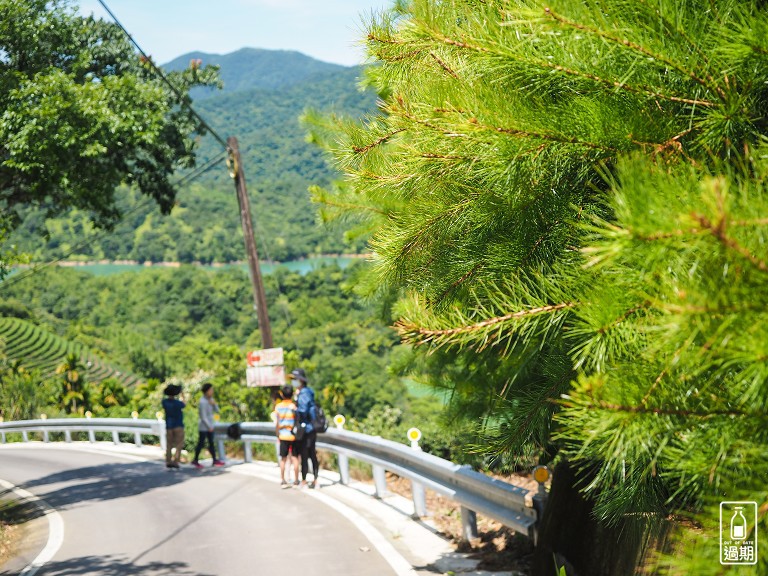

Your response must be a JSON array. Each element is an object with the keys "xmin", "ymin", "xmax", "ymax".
[
  {"xmin": 230, "ymin": 463, "xmax": 419, "ymax": 576},
  {"xmin": 1, "ymin": 443, "xmax": 426, "ymax": 575},
  {"xmin": 0, "ymin": 478, "xmax": 65, "ymax": 576}
]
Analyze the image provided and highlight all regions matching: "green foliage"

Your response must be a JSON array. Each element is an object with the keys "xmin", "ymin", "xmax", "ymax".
[
  {"xmin": 306, "ymin": 0, "xmax": 768, "ymax": 569},
  {"xmin": 0, "ymin": 316, "xmax": 138, "ymax": 385},
  {"xmin": 55, "ymin": 352, "xmax": 89, "ymax": 414},
  {"xmin": 0, "ymin": 0, "xmax": 220, "ymax": 274},
  {"xmin": 7, "ymin": 50, "xmax": 376, "ymax": 264},
  {"xmin": 0, "ymin": 263, "xmax": 444, "ymax": 435},
  {"xmin": 0, "ymin": 360, "xmax": 54, "ymax": 420}
]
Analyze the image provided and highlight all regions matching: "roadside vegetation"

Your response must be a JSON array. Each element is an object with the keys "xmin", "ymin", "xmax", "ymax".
[{"xmin": 0, "ymin": 263, "xmax": 477, "ymax": 462}]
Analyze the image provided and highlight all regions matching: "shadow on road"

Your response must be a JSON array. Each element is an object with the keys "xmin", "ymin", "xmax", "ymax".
[
  {"xmin": 0, "ymin": 554, "xmax": 215, "ymax": 576},
  {"xmin": 2, "ymin": 462, "xmax": 225, "ymax": 523}
]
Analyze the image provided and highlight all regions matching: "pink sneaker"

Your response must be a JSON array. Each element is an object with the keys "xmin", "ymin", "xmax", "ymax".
[
  {"xmin": 213, "ymin": 460, "xmax": 226, "ymax": 467},
  {"xmin": 192, "ymin": 462, "xmax": 204, "ymax": 469}
]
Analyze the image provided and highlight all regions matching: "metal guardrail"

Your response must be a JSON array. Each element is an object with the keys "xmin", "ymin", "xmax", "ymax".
[
  {"xmin": 219, "ymin": 421, "xmax": 541, "ymax": 541},
  {"xmin": 0, "ymin": 417, "xmax": 545, "ymax": 542},
  {"xmin": 0, "ymin": 417, "xmax": 165, "ymax": 449}
]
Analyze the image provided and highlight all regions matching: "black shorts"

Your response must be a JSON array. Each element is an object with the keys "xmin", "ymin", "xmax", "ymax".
[{"xmin": 279, "ymin": 439, "xmax": 296, "ymax": 458}]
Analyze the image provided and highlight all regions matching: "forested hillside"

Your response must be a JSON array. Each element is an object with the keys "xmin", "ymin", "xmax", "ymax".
[
  {"xmin": 0, "ymin": 263, "xmax": 465, "ymax": 459},
  {"xmin": 8, "ymin": 49, "xmax": 375, "ymax": 263},
  {"xmin": 0, "ymin": 263, "xmax": 446, "ymax": 429},
  {"xmin": 0, "ymin": 264, "xmax": 406, "ymax": 418}
]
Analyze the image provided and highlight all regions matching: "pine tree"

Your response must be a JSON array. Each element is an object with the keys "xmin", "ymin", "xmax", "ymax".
[{"xmin": 307, "ymin": 0, "xmax": 768, "ymax": 572}]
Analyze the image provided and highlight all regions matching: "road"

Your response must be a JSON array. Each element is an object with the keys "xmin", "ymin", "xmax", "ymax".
[{"xmin": 0, "ymin": 447, "xmax": 399, "ymax": 576}]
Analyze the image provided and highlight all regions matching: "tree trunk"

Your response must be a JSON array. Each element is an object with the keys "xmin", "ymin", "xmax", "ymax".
[{"xmin": 532, "ymin": 460, "xmax": 658, "ymax": 576}]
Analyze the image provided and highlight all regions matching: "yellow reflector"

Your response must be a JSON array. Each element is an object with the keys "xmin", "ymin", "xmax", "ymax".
[{"xmin": 533, "ymin": 465, "xmax": 550, "ymax": 483}]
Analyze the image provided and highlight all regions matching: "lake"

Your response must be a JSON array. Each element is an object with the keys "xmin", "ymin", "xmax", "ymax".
[{"xmin": 14, "ymin": 256, "xmax": 362, "ymax": 277}]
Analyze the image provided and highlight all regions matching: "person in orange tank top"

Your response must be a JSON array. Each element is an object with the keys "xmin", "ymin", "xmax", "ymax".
[{"xmin": 275, "ymin": 384, "xmax": 300, "ymax": 488}]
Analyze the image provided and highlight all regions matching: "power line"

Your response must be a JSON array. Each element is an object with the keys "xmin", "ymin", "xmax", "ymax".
[
  {"xmin": 0, "ymin": 152, "xmax": 227, "ymax": 292},
  {"xmin": 96, "ymin": 0, "xmax": 288, "ymax": 341},
  {"xmin": 96, "ymin": 0, "xmax": 229, "ymax": 151}
]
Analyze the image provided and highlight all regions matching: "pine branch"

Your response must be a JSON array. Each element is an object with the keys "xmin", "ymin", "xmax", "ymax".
[
  {"xmin": 366, "ymin": 32, "xmax": 403, "ymax": 45},
  {"xmin": 313, "ymin": 197, "xmax": 388, "ymax": 217},
  {"xmin": 586, "ymin": 401, "xmax": 749, "ymax": 419},
  {"xmin": 640, "ymin": 369, "xmax": 667, "ymax": 406},
  {"xmin": 490, "ymin": 124, "xmax": 618, "ymax": 152},
  {"xmin": 436, "ymin": 261, "xmax": 484, "ymax": 301},
  {"xmin": 596, "ymin": 301, "xmax": 651, "ymax": 335},
  {"xmin": 419, "ymin": 152, "xmax": 469, "ymax": 160},
  {"xmin": 540, "ymin": 61, "xmax": 715, "ymax": 108},
  {"xmin": 692, "ymin": 212, "xmax": 768, "ymax": 273},
  {"xmin": 352, "ymin": 129, "xmax": 407, "ymax": 154},
  {"xmin": 396, "ymin": 302, "xmax": 576, "ymax": 342},
  {"xmin": 543, "ymin": 7, "xmax": 726, "ymax": 100},
  {"xmin": 634, "ymin": 0, "xmax": 714, "ymax": 68},
  {"xmin": 429, "ymin": 52, "xmax": 459, "ymax": 79}
]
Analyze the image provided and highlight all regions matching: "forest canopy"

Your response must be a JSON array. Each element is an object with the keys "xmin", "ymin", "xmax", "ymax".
[{"xmin": 0, "ymin": 0, "xmax": 220, "ymax": 275}]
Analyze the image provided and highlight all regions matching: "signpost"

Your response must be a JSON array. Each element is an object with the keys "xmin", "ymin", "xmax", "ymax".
[
  {"xmin": 228, "ymin": 136, "xmax": 273, "ymax": 349},
  {"xmin": 245, "ymin": 347, "xmax": 285, "ymax": 387}
]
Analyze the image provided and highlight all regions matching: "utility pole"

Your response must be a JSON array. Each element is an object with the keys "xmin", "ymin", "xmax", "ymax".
[{"xmin": 227, "ymin": 136, "xmax": 273, "ymax": 349}]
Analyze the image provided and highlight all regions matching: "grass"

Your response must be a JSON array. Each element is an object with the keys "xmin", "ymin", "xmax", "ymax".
[{"xmin": 0, "ymin": 499, "xmax": 25, "ymax": 567}]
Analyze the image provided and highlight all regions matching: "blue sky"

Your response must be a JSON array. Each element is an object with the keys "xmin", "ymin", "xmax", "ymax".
[{"xmin": 77, "ymin": 0, "xmax": 391, "ymax": 66}]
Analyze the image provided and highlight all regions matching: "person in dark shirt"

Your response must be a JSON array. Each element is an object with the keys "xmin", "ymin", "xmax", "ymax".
[
  {"xmin": 162, "ymin": 384, "xmax": 185, "ymax": 469},
  {"xmin": 290, "ymin": 368, "xmax": 319, "ymax": 488}
]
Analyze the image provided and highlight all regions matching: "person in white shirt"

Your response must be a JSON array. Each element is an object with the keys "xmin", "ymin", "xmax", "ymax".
[{"xmin": 191, "ymin": 383, "xmax": 225, "ymax": 468}]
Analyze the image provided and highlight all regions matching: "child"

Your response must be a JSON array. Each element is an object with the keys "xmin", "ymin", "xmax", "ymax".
[{"xmin": 275, "ymin": 384, "xmax": 300, "ymax": 488}]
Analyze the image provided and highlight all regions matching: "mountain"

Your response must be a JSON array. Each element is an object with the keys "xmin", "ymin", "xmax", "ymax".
[
  {"xmin": 163, "ymin": 48, "xmax": 349, "ymax": 96},
  {"xmin": 10, "ymin": 48, "xmax": 377, "ymax": 263}
]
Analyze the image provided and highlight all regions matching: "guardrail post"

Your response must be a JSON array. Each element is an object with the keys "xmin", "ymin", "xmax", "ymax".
[
  {"xmin": 338, "ymin": 454, "xmax": 350, "ymax": 485},
  {"xmin": 86, "ymin": 412, "xmax": 95, "ymax": 443},
  {"xmin": 407, "ymin": 428, "xmax": 427, "ymax": 517},
  {"xmin": 532, "ymin": 465, "xmax": 551, "ymax": 546},
  {"xmin": 132, "ymin": 412, "xmax": 142, "ymax": 447},
  {"xmin": 243, "ymin": 440, "xmax": 253, "ymax": 463},
  {"xmin": 65, "ymin": 430, "xmax": 72, "ymax": 443},
  {"xmin": 156, "ymin": 412, "xmax": 166, "ymax": 452},
  {"xmin": 373, "ymin": 465, "xmax": 387, "ymax": 498},
  {"xmin": 22, "ymin": 431, "xmax": 28, "ymax": 442},
  {"xmin": 0, "ymin": 418, "xmax": 4, "ymax": 444},
  {"xmin": 41, "ymin": 415, "xmax": 49, "ymax": 442},
  {"xmin": 332, "ymin": 416, "xmax": 350, "ymax": 484},
  {"xmin": 112, "ymin": 431, "xmax": 120, "ymax": 445},
  {"xmin": 461, "ymin": 506, "xmax": 479, "ymax": 540},
  {"xmin": 217, "ymin": 437, "xmax": 226, "ymax": 462}
]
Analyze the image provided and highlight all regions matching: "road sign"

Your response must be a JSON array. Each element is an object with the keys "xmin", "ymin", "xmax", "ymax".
[
  {"xmin": 247, "ymin": 347, "xmax": 283, "ymax": 367},
  {"xmin": 246, "ymin": 365, "xmax": 286, "ymax": 387}
]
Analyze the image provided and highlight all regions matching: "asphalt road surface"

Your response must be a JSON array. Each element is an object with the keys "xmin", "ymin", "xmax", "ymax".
[{"xmin": 0, "ymin": 447, "xmax": 399, "ymax": 576}]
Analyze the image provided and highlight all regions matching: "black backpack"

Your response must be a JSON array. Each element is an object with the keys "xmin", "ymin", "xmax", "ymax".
[
  {"xmin": 312, "ymin": 405, "xmax": 329, "ymax": 433},
  {"xmin": 226, "ymin": 423, "xmax": 242, "ymax": 440}
]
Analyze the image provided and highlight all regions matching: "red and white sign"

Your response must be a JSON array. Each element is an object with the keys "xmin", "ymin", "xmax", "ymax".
[
  {"xmin": 246, "ymin": 347, "xmax": 284, "ymax": 367},
  {"xmin": 245, "ymin": 347, "xmax": 285, "ymax": 387},
  {"xmin": 246, "ymin": 365, "xmax": 286, "ymax": 388}
]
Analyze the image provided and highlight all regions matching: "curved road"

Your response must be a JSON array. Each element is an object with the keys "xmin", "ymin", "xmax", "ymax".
[{"xmin": 0, "ymin": 446, "xmax": 399, "ymax": 576}]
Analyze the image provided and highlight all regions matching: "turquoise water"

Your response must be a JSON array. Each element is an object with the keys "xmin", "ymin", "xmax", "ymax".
[{"xmin": 12, "ymin": 256, "xmax": 360, "ymax": 278}]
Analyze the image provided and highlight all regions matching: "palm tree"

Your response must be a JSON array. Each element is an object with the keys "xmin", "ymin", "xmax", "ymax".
[
  {"xmin": 322, "ymin": 375, "xmax": 346, "ymax": 415},
  {"xmin": 56, "ymin": 353, "xmax": 88, "ymax": 414},
  {"xmin": 95, "ymin": 378, "xmax": 128, "ymax": 413}
]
